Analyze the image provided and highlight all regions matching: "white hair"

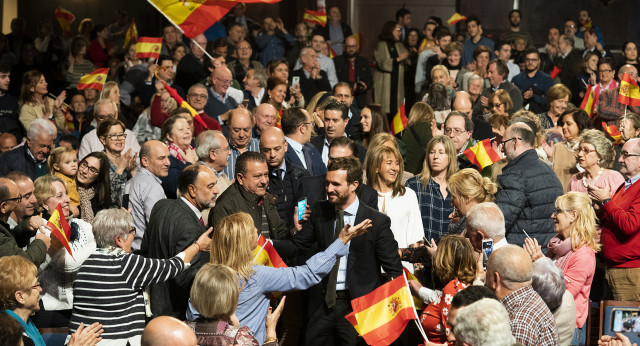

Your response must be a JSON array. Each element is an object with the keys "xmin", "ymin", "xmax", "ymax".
[
  {"xmin": 93, "ymin": 209, "xmax": 133, "ymax": 248},
  {"xmin": 28, "ymin": 118, "xmax": 57, "ymax": 139},
  {"xmin": 466, "ymin": 202, "xmax": 505, "ymax": 240},
  {"xmin": 531, "ymin": 257, "xmax": 566, "ymax": 311},
  {"xmin": 454, "ymin": 298, "xmax": 516, "ymax": 346},
  {"xmin": 195, "ymin": 130, "xmax": 224, "ymax": 159}
]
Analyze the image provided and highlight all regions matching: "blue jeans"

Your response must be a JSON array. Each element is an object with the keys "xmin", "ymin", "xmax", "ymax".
[{"xmin": 571, "ymin": 323, "xmax": 587, "ymax": 345}]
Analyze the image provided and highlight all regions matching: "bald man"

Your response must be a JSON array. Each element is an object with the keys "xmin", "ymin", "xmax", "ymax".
[
  {"xmin": 253, "ymin": 103, "xmax": 277, "ymax": 139},
  {"xmin": 452, "ymin": 91, "xmax": 493, "ymax": 141},
  {"xmin": 260, "ymin": 127, "xmax": 309, "ymax": 229},
  {"xmin": 204, "ymin": 66, "xmax": 240, "ymax": 127},
  {"xmin": 486, "ymin": 245, "xmax": 558, "ymax": 346},
  {"xmin": 141, "ymin": 316, "xmax": 197, "ymax": 346},
  {"xmin": 0, "ymin": 133, "xmax": 16, "ymax": 153}
]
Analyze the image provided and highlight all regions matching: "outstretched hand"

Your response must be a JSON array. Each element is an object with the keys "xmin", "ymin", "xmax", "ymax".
[{"xmin": 338, "ymin": 219, "xmax": 372, "ymax": 244}]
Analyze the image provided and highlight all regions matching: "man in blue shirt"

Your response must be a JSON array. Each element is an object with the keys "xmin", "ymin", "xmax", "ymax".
[
  {"xmin": 462, "ymin": 15, "xmax": 494, "ymax": 67},
  {"xmin": 512, "ymin": 48, "xmax": 554, "ymax": 114}
]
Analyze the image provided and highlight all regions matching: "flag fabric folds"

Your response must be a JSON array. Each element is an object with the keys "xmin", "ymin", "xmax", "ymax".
[
  {"xmin": 47, "ymin": 204, "xmax": 73, "ymax": 257},
  {"xmin": 619, "ymin": 73, "xmax": 640, "ymax": 107},
  {"xmin": 463, "ymin": 139, "xmax": 501, "ymax": 170},
  {"xmin": 580, "ymin": 84, "xmax": 595, "ymax": 117},
  {"xmin": 55, "ymin": 7, "xmax": 75, "ymax": 34},
  {"xmin": 163, "ymin": 83, "xmax": 209, "ymax": 130},
  {"xmin": 402, "ymin": 268, "xmax": 423, "ymax": 310},
  {"xmin": 602, "ymin": 122, "xmax": 623, "ymax": 144},
  {"xmin": 147, "ymin": 0, "xmax": 283, "ymax": 39},
  {"xmin": 345, "ymin": 275, "xmax": 418, "ymax": 346},
  {"xmin": 77, "ymin": 68, "xmax": 109, "ymax": 91},
  {"xmin": 252, "ymin": 235, "xmax": 287, "ymax": 268},
  {"xmin": 390, "ymin": 100, "xmax": 407, "ymax": 135},
  {"xmin": 447, "ymin": 12, "xmax": 467, "ymax": 25},
  {"xmin": 550, "ymin": 66, "xmax": 562, "ymax": 79},
  {"xmin": 123, "ymin": 19, "xmax": 139, "ymax": 48},
  {"xmin": 136, "ymin": 37, "xmax": 163, "ymax": 60},
  {"xmin": 303, "ymin": 10, "xmax": 327, "ymax": 27}
]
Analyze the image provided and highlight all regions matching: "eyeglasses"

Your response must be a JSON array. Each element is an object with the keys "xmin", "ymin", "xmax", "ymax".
[
  {"xmin": 444, "ymin": 128, "xmax": 467, "ymax": 136},
  {"xmin": 129, "ymin": 227, "xmax": 136, "ymax": 235},
  {"xmin": 576, "ymin": 147, "xmax": 597, "ymax": 155},
  {"xmin": 565, "ymin": 24, "xmax": 576, "ymax": 29},
  {"xmin": 621, "ymin": 151, "xmax": 640, "ymax": 159},
  {"xmin": 80, "ymin": 161, "xmax": 100, "ymax": 176},
  {"xmin": 501, "ymin": 137, "xmax": 520, "ymax": 146},
  {"xmin": 106, "ymin": 133, "xmax": 127, "ymax": 140},
  {"xmin": 2, "ymin": 194, "xmax": 22, "ymax": 204},
  {"xmin": 31, "ymin": 282, "xmax": 41, "ymax": 290},
  {"xmin": 552, "ymin": 208, "xmax": 571, "ymax": 215},
  {"xmin": 598, "ymin": 69, "xmax": 613, "ymax": 74}
]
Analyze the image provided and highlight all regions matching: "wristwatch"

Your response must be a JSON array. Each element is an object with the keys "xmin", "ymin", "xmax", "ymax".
[{"xmin": 601, "ymin": 198, "xmax": 611, "ymax": 206}]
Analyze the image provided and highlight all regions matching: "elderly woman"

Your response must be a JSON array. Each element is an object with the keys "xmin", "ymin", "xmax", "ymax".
[
  {"xmin": 468, "ymin": 74, "xmax": 486, "ymax": 116},
  {"xmin": 261, "ymin": 77, "xmax": 304, "ymax": 121},
  {"xmin": 76, "ymin": 152, "xmax": 112, "ymax": 223},
  {"xmin": 97, "ymin": 118, "xmax": 135, "ymax": 207},
  {"xmin": 462, "ymin": 46, "xmax": 491, "ymax": 89},
  {"xmin": 160, "ymin": 115, "xmax": 197, "ymax": 199},
  {"xmin": 443, "ymin": 42, "xmax": 466, "ymax": 90},
  {"xmin": 18, "ymin": 70, "xmax": 67, "ymax": 132},
  {"xmin": 447, "ymin": 168, "xmax": 497, "ymax": 234},
  {"xmin": 69, "ymin": 209, "xmax": 210, "ymax": 345},
  {"xmin": 537, "ymin": 84, "xmax": 571, "ymax": 131},
  {"xmin": 543, "ymin": 108, "xmax": 592, "ymax": 192},
  {"xmin": 31, "ymin": 175, "xmax": 96, "ymax": 329},
  {"xmin": 488, "ymin": 89, "xmax": 514, "ymax": 116},
  {"xmin": 374, "ymin": 21, "xmax": 410, "ymax": 116},
  {"xmin": 188, "ymin": 263, "xmax": 283, "ymax": 345},
  {"xmin": 360, "ymin": 104, "xmax": 389, "ymax": 148},
  {"xmin": 402, "ymin": 102, "xmax": 435, "ymax": 174},
  {"xmin": 405, "ymin": 136, "xmax": 456, "ymax": 242},
  {"xmin": 428, "ymin": 65, "xmax": 455, "ymax": 100},
  {"xmin": 525, "ymin": 192, "xmax": 600, "ymax": 345},
  {"xmin": 187, "ymin": 212, "xmax": 368, "ymax": 343},
  {"xmin": 569, "ymin": 129, "xmax": 624, "ymax": 198}
]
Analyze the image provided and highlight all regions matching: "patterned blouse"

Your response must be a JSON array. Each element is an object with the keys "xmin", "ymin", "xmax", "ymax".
[
  {"xmin": 420, "ymin": 278, "xmax": 469, "ymax": 344},
  {"xmin": 187, "ymin": 319, "xmax": 278, "ymax": 346},
  {"xmin": 405, "ymin": 176, "xmax": 453, "ymax": 241}
]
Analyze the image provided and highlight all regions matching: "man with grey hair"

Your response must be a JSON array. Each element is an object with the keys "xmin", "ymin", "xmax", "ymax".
[
  {"xmin": 0, "ymin": 119, "xmax": 56, "ymax": 179},
  {"xmin": 496, "ymin": 123, "xmax": 562, "ymax": 249},
  {"xmin": 292, "ymin": 47, "xmax": 332, "ymax": 105},
  {"xmin": 78, "ymin": 99, "xmax": 140, "ymax": 160},
  {"xmin": 252, "ymin": 103, "xmax": 277, "ymax": 139},
  {"xmin": 466, "ymin": 202, "xmax": 508, "ymax": 253},
  {"xmin": 531, "ymin": 257, "xmax": 576, "ymax": 346},
  {"xmin": 486, "ymin": 245, "xmax": 559, "ymax": 346},
  {"xmin": 195, "ymin": 130, "xmax": 232, "ymax": 195},
  {"xmin": 453, "ymin": 298, "xmax": 516, "ymax": 346},
  {"xmin": 243, "ymin": 68, "xmax": 267, "ymax": 109}
]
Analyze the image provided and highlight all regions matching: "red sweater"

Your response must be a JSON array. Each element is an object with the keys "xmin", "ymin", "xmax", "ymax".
[
  {"xmin": 149, "ymin": 95, "xmax": 222, "ymax": 137},
  {"xmin": 601, "ymin": 180, "xmax": 640, "ymax": 268}
]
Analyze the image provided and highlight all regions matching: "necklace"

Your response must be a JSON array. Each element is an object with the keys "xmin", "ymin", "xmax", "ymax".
[{"xmin": 582, "ymin": 167, "xmax": 604, "ymax": 188}]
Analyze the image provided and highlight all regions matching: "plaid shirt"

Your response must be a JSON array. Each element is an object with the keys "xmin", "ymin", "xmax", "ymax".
[
  {"xmin": 598, "ymin": 87, "xmax": 640, "ymax": 122},
  {"xmin": 405, "ymin": 176, "xmax": 453, "ymax": 241},
  {"xmin": 501, "ymin": 285, "xmax": 559, "ymax": 346},
  {"xmin": 223, "ymin": 138, "xmax": 260, "ymax": 178}
]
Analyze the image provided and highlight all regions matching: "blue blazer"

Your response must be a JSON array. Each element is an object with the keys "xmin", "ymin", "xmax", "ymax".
[{"xmin": 285, "ymin": 142, "xmax": 326, "ymax": 177}]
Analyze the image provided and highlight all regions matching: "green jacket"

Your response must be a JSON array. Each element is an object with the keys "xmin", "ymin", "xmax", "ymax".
[{"xmin": 0, "ymin": 219, "xmax": 47, "ymax": 266}]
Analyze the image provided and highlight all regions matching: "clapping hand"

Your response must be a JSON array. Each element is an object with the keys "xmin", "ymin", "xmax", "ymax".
[
  {"xmin": 68, "ymin": 322, "xmax": 104, "ymax": 346},
  {"xmin": 338, "ymin": 219, "xmax": 372, "ymax": 244},
  {"xmin": 523, "ymin": 238, "xmax": 543, "ymax": 261},
  {"xmin": 587, "ymin": 183, "xmax": 610, "ymax": 203}
]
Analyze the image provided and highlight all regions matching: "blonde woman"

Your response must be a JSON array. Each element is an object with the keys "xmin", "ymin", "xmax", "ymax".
[
  {"xmin": 405, "ymin": 136, "xmax": 457, "ymax": 241},
  {"xmin": 447, "ymin": 168, "xmax": 497, "ymax": 235},
  {"xmin": 18, "ymin": 70, "xmax": 67, "ymax": 132},
  {"xmin": 525, "ymin": 192, "xmax": 600, "ymax": 344}
]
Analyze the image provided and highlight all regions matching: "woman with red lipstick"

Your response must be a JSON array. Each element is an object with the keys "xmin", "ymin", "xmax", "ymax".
[{"xmin": 31, "ymin": 175, "xmax": 96, "ymax": 329}]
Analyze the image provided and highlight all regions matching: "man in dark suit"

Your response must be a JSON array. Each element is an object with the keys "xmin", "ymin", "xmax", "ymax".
[
  {"xmin": 273, "ymin": 156, "xmax": 403, "ymax": 345},
  {"xmin": 291, "ymin": 47, "xmax": 331, "ymax": 107},
  {"xmin": 480, "ymin": 59, "xmax": 524, "ymax": 113},
  {"xmin": 140, "ymin": 165, "xmax": 218, "ymax": 319},
  {"xmin": 310, "ymin": 101, "xmax": 366, "ymax": 165},
  {"xmin": 453, "ymin": 91, "xmax": 493, "ymax": 141},
  {"xmin": 203, "ymin": 66, "xmax": 239, "ymax": 126},
  {"xmin": 282, "ymin": 107, "xmax": 326, "ymax": 176},
  {"xmin": 333, "ymin": 36, "xmax": 372, "ymax": 109},
  {"xmin": 174, "ymin": 34, "xmax": 208, "ymax": 92},
  {"xmin": 555, "ymin": 35, "xmax": 584, "ymax": 105},
  {"xmin": 333, "ymin": 82, "xmax": 362, "ymax": 140}
]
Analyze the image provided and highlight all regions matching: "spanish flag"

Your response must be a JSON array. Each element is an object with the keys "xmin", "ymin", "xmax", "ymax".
[
  {"xmin": 163, "ymin": 83, "xmax": 209, "ymax": 131},
  {"xmin": 55, "ymin": 7, "xmax": 75, "ymax": 35},
  {"xmin": 147, "ymin": 0, "xmax": 284, "ymax": 39},
  {"xmin": 329, "ymin": 45, "xmax": 337, "ymax": 58},
  {"xmin": 123, "ymin": 19, "xmax": 139, "ymax": 48},
  {"xmin": 47, "ymin": 204, "xmax": 73, "ymax": 257},
  {"xmin": 345, "ymin": 275, "xmax": 418, "ymax": 346},
  {"xmin": 252, "ymin": 235, "xmax": 287, "ymax": 268},
  {"xmin": 580, "ymin": 84, "xmax": 595, "ymax": 117},
  {"xmin": 619, "ymin": 73, "xmax": 640, "ymax": 107},
  {"xmin": 390, "ymin": 100, "xmax": 407, "ymax": 135},
  {"xmin": 463, "ymin": 138, "xmax": 501, "ymax": 170},
  {"xmin": 136, "ymin": 37, "xmax": 163, "ymax": 60},
  {"xmin": 77, "ymin": 68, "xmax": 109, "ymax": 91},
  {"xmin": 602, "ymin": 122, "xmax": 623, "ymax": 144},
  {"xmin": 447, "ymin": 12, "xmax": 467, "ymax": 25},
  {"xmin": 403, "ymin": 268, "xmax": 423, "ymax": 310},
  {"xmin": 303, "ymin": 10, "xmax": 327, "ymax": 27}
]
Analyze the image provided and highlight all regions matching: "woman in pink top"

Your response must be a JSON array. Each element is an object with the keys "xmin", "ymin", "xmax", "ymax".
[
  {"xmin": 525, "ymin": 192, "xmax": 600, "ymax": 345},
  {"xmin": 569, "ymin": 129, "xmax": 624, "ymax": 198}
]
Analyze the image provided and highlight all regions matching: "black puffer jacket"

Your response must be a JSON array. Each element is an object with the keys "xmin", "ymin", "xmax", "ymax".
[{"xmin": 496, "ymin": 149, "xmax": 563, "ymax": 249}]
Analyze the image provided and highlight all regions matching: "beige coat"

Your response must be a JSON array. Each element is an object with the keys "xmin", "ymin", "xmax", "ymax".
[
  {"xmin": 19, "ymin": 97, "xmax": 66, "ymax": 132},
  {"xmin": 373, "ymin": 41, "xmax": 409, "ymax": 114}
]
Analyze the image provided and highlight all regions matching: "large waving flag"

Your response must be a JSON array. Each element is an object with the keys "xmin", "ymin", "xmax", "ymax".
[
  {"xmin": 345, "ymin": 275, "xmax": 421, "ymax": 346},
  {"xmin": 303, "ymin": 10, "xmax": 327, "ymax": 27},
  {"xmin": 147, "ymin": 0, "xmax": 283, "ymax": 39},
  {"xmin": 163, "ymin": 82, "xmax": 209, "ymax": 130},
  {"xmin": 390, "ymin": 100, "xmax": 407, "ymax": 135},
  {"xmin": 252, "ymin": 235, "xmax": 287, "ymax": 268},
  {"xmin": 77, "ymin": 68, "xmax": 109, "ymax": 91},
  {"xmin": 447, "ymin": 12, "xmax": 467, "ymax": 25},
  {"xmin": 47, "ymin": 204, "xmax": 73, "ymax": 257},
  {"xmin": 580, "ymin": 84, "xmax": 595, "ymax": 117},
  {"xmin": 602, "ymin": 122, "xmax": 623, "ymax": 144},
  {"xmin": 55, "ymin": 7, "xmax": 75, "ymax": 35},
  {"xmin": 619, "ymin": 73, "xmax": 640, "ymax": 107},
  {"xmin": 123, "ymin": 19, "xmax": 139, "ymax": 49},
  {"xmin": 136, "ymin": 37, "xmax": 163, "ymax": 60},
  {"xmin": 463, "ymin": 138, "xmax": 501, "ymax": 170}
]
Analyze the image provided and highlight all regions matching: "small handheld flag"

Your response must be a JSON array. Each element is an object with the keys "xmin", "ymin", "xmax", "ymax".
[
  {"xmin": 402, "ymin": 268, "xmax": 424, "ymax": 310},
  {"xmin": 550, "ymin": 66, "xmax": 562, "ymax": 80},
  {"xmin": 390, "ymin": 100, "xmax": 407, "ymax": 135},
  {"xmin": 252, "ymin": 235, "xmax": 287, "ymax": 268},
  {"xmin": 447, "ymin": 12, "xmax": 467, "ymax": 25},
  {"xmin": 303, "ymin": 10, "xmax": 327, "ymax": 27},
  {"xmin": 77, "ymin": 68, "xmax": 109, "ymax": 91},
  {"xmin": 123, "ymin": 19, "xmax": 139, "ymax": 49},
  {"xmin": 136, "ymin": 37, "xmax": 163, "ymax": 60},
  {"xmin": 55, "ymin": 7, "xmax": 75, "ymax": 35},
  {"xmin": 619, "ymin": 73, "xmax": 640, "ymax": 107},
  {"xmin": 580, "ymin": 84, "xmax": 595, "ymax": 117},
  {"xmin": 47, "ymin": 204, "xmax": 73, "ymax": 257},
  {"xmin": 602, "ymin": 122, "xmax": 623, "ymax": 144},
  {"xmin": 462, "ymin": 138, "xmax": 501, "ymax": 170}
]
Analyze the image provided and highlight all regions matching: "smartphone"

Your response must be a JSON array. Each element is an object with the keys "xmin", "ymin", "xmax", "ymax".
[
  {"xmin": 122, "ymin": 194, "xmax": 130, "ymax": 210},
  {"xmin": 612, "ymin": 308, "xmax": 640, "ymax": 333},
  {"xmin": 242, "ymin": 99, "xmax": 249, "ymax": 108},
  {"xmin": 482, "ymin": 239, "xmax": 493, "ymax": 269},
  {"xmin": 297, "ymin": 198, "xmax": 307, "ymax": 221},
  {"xmin": 292, "ymin": 76, "xmax": 300, "ymax": 88}
]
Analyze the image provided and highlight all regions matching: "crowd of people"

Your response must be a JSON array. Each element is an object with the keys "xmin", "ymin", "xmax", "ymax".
[{"xmin": 0, "ymin": 4, "xmax": 640, "ymax": 346}]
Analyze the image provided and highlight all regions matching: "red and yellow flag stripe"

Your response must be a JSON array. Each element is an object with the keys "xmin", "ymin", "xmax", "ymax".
[
  {"xmin": 55, "ymin": 7, "xmax": 75, "ymax": 34},
  {"xmin": 303, "ymin": 10, "xmax": 327, "ymax": 27},
  {"xmin": 463, "ymin": 138, "xmax": 501, "ymax": 170},
  {"xmin": 77, "ymin": 68, "xmax": 109, "ymax": 91},
  {"xmin": 136, "ymin": 37, "xmax": 163, "ymax": 59},
  {"xmin": 580, "ymin": 84, "xmax": 595, "ymax": 117},
  {"xmin": 619, "ymin": 73, "xmax": 640, "ymax": 107},
  {"xmin": 390, "ymin": 100, "xmax": 407, "ymax": 135},
  {"xmin": 47, "ymin": 204, "xmax": 73, "ymax": 257}
]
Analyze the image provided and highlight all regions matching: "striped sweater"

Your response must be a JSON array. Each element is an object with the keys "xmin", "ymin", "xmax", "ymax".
[{"xmin": 69, "ymin": 248, "xmax": 185, "ymax": 343}]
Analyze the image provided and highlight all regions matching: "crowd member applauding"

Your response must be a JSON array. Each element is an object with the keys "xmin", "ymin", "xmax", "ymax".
[
  {"xmin": 63, "ymin": 37, "xmax": 96, "ymax": 90},
  {"xmin": 18, "ymin": 70, "xmax": 66, "ymax": 132},
  {"xmin": 97, "ymin": 118, "xmax": 136, "ymax": 207}
]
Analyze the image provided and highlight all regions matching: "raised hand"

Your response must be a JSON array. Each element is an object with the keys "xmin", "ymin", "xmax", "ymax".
[{"xmin": 338, "ymin": 219, "xmax": 372, "ymax": 244}]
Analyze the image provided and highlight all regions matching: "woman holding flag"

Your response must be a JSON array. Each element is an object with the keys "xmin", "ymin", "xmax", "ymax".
[{"xmin": 31, "ymin": 175, "xmax": 96, "ymax": 329}]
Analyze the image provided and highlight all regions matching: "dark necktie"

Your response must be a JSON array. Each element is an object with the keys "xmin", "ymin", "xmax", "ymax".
[
  {"xmin": 199, "ymin": 217, "xmax": 204, "ymax": 226},
  {"xmin": 325, "ymin": 209, "xmax": 345, "ymax": 308},
  {"xmin": 302, "ymin": 145, "xmax": 314, "ymax": 174}
]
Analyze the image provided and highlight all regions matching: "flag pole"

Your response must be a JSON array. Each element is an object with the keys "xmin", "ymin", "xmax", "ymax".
[
  {"xmin": 145, "ymin": 0, "xmax": 213, "ymax": 61},
  {"xmin": 402, "ymin": 272, "xmax": 429, "ymax": 343}
]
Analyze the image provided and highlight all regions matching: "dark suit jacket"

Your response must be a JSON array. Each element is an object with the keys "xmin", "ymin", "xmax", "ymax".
[
  {"xmin": 345, "ymin": 105, "xmax": 362, "ymax": 140},
  {"xmin": 302, "ymin": 175, "xmax": 378, "ymax": 210},
  {"xmin": 310, "ymin": 135, "xmax": 367, "ymax": 164},
  {"xmin": 313, "ymin": 22, "xmax": 353, "ymax": 43},
  {"xmin": 273, "ymin": 200, "xmax": 402, "ymax": 311},
  {"xmin": 0, "ymin": 145, "xmax": 39, "ymax": 180},
  {"xmin": 140, "ymin": 198, "xmax": 209, "ymax": 319},
  {"xmin": 333, "ymin": 55, "xmax": 372, "ymax": 108},
  {"xmin": 284, "ymin": 140, "xmax": 326, "ymax": 176},
  {"xmin": 471, "ymin": 116, "xmax": 493, "ymax": 141},
  {"xmin": 175, "ymin": 54, "xmax": 206, "ymax": 92},
  {"xmin": 160, "ymin": 155, "xmax": 191, "ymax": 199},
  {"xmin": 291, "ymin": 69, "xmax": 331, "ymax": 107},
  {"xmin": 203, "ymin": 90, "xmax": 240, "ymax": 122}
]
